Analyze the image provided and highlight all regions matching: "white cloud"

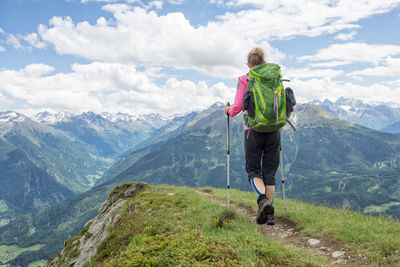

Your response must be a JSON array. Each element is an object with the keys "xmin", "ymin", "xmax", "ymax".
[
  {"xmin": 23, "ymin": 33, "xmax": 47, "ymax": 49},
  {"xmin": 298, "ymin": 42, "xmax": 400, "ymax": 65},
  {"xmin": 209, "ymin": 0, "xmax": 225, "ymax": 6},
  {"xmin": 348, "ymin": 57, "xmax": 400, "ymax": 77},
  {"xmin": 23, "ymin": 64, "xmax": 55, "ymax": 76},
  {"xmin": 0, "ymin": 46, "xmax": 5, "ymax": 52},
  {"xmin": 334, "ymin": 31, "xmax": 357, "ymax": 41},
  {"xmin": 0, "ymin": 28, "xmax": 4, "ymax": 34},
  {"xmin": 38, "ymin": 7, "xmax": 283, "ymax": 79},
  {"xmin": 81, "ymin": 0, "xmax": 118, "ymax": 3},
  {"xmin": 214, "ymin": 0, "xmax": 400, "ymax": 40},
  {"xmin": 168, "ymin": 0, "xmax": 183, "ymax": 4},
  {"xmin": 309, "ymin": 61, "xmax": 351, "ymax": 68},
  {"xmin": 388, "ymin": 79, "xmax": 400, "ymax": 86},
  {"xmin": 148, "ymin": 1, "xmax": 162, "ymax": 9},
  {"xmin": 5, "ymin": 33, "xmax": 46, "ymax": 50},
  {"xmin": 7, "ymin": 34, "xmax": 23, "ymax": 49},
  {"xmin": 291, "ymin": 78, "xmax": 400, "ymax": 104},
  {"xmin": 0, "ymin": 62, "xmax": 234, "ymax": 115},
  {"xmin": 31, "ymin": 1, "xmax": 400, "ymax": 80},
  {"xmin": 283, "ymin": 67, "xmax": 344, "ymax": 80},
  {"xmin": 80, "ymin": 0, "xmax": 162, "ymax": 9}
]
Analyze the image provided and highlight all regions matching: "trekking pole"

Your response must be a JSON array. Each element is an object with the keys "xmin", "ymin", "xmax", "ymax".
[
  {"xmin": 280, "ymin": 143, "xmax": 286, "ymax": 211},
  {"xmin": 226, "ymin": 102, "xmax": 230, "ymax": 208}
]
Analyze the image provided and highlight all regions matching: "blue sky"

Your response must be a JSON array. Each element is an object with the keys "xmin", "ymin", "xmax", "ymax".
[{"xmin": 1, "ymin": 0, "xmax": 400, "ymax": 116}]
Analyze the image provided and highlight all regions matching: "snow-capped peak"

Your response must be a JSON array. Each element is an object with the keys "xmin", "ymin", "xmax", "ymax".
[
  {"xmin": 31, "ymin": 111, "xmax": 72, "ymax": 124},
  {"xmin": 0, "ymin": 111, "xmax": 27, "ymax": 123},
  {"xmin": 310, "ymin": 97, "xmax": 400, "ymax": 130},
  {"xmin": 101, "ymin": 112, "xmax": 137, "ymax": 123}
]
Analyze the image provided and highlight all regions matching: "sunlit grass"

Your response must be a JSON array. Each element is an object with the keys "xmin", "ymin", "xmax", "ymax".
[
  {"xmin": 89, "ymin": 184, "xmax": 329, "ymax": 266},
  {"xmin": 210, "ymin": 187, "xmax": 400, "ymax": 264}
]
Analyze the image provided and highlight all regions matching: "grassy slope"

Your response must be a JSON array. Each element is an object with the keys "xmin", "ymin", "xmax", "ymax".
[
  {"xmin": 59, "ymin": 183, "xmax": 399, "ymax": 266},
  {"xmin": 210, "ymin": 187, "xmax": 400, "ymax": 265},
  {"xmin": 60, "ymin": 184, "xmax": 328, "ymax": 267}
]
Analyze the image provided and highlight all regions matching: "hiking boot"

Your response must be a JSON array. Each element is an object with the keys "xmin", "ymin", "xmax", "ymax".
[
  {"xmin": 256, "ymin": 198, "xmax": 270, "ymax": 224},
  {"xmin": 266, "ymin": 206, "xmax": 275, "ymax": 225}
]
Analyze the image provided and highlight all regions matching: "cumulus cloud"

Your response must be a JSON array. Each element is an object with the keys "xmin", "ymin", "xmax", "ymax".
[
  {"xmin": 214, "ymin": 0, "xmax": 400, "ymax": 40},
  {"xmin": 23, "ymin": 64, "xmax": 55, "ymax": 76},
  {"xmin": 80, "ymin": 0, "xmax": 163, "ymax": 10},
  {"xmin": 81, "ymin": 0, "xmax": 119, "ymax": 3},
  {"xmin": 148, "ymin": 1, "xmax": 162, "ymax": 9},
  {"xmin": 348, "ymin": 57, "xmax": 400, "ymax": 77},
  {"xmin": 291, "ymin": 77, "xmax": 400, "ymax": 104},
  {"xmin": 23, "ymin": 33, "xmax": 47, "ymax": 49},
  {"xmin": 7, "ymin": 34, "xmax": 23, "ymax": 49},
  {"xmin": 38, "ymin": 6, "xmax": 280, "ymax": 78},
  {"xmin": 5, "ymin": 33, "xmax": 47, "ymax": 50},
  {"xmin": 209, "ymin": 0, "xmax": 225, "ymax": 6},
  {"xmin": 388, "ymin": 79, "xmax": 400, "ymax": 86},
  {"xmin": 0, "ymin": 62, "xmax": 234, "ymax": 115},
  {"xmin": 0, "ymin": 28, "xmax": 4, "ymax": 34},
  {"xmin": 168, "ymin": 0, "xmax": 183, "ymax": 4},
  {"xmin": 0, "ymin": 46, "xmax": 5, "ymax": 52},
  {"xmin": 30, "ymin": 1, "xmax": 400, "ymax": 80},
  {"xmin": 283, "ymin": 67, "xmax": 344, "ymax": 80},
  {"xmin": 309, "ymin": 61, "xmax": 351, "ymax": 68},
  {"xmin": 335, "ymin": 31, "xmax": 357, "ymax": 41},
  {"xmin": 298, "ymin": 42, "xmax": 400, "ymax": 65}
]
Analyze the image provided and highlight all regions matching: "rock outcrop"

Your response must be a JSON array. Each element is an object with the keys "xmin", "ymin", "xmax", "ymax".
[{"xmin": 46, "ymin": 182, "xmax": 148, "ymax": 267}]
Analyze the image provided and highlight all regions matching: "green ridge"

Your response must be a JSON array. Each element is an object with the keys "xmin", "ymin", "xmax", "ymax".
[
  {"xmin": 87, "ymin": 184, "xmax": 328, "ymax": 266},
  {"xmin": 57, "ymin": 183, "xmax": 400, "ymax": 266}
]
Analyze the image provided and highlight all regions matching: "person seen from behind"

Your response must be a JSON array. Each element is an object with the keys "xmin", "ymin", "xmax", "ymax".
[{"xmin": 224, "ymin": 47, "xmax": 280, "ymax": 225}]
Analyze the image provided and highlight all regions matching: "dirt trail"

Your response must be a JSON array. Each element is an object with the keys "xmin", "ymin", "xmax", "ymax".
[{"xmin": 197, "ymin": 190, "xmax": 368, "ymax": 266}]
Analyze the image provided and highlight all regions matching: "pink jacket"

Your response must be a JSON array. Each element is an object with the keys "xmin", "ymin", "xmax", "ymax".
[{"xmin": 228, "ymin": 74, "xmax": 249, "ymax": 129}]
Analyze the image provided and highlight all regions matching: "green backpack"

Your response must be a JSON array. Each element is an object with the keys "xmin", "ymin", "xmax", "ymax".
[{"xmin": 243, "ymin": 63, "xmax": 295, "ymax": 133}]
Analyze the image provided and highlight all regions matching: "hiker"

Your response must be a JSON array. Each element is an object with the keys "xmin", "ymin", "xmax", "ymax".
[{"xmin": 224, "ymin": 47, "xmax": 280, "ymax": 225}]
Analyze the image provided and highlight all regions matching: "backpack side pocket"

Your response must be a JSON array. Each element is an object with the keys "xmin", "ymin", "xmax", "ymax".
[
  {"xmin": 243, "ymin": 90, "xmax": 255, "ymax": 118},
  {"xmin": 285, "ymin": 87, "xmax": 296, "ymax": 115}
]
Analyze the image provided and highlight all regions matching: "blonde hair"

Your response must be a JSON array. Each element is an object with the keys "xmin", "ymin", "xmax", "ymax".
[{"xmin": 247, "ymin": 47, "xmax": 265, "ymax": 67}]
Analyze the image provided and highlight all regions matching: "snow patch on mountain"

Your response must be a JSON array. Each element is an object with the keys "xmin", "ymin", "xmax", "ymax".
[
  {"xmin": 310, "ymin": 97, "xmax": 400, "ymax": 131},
  {"xmin": 0, "ymin": 111, "xmax": 27, "ymax": 123},
  {"xmin": 31, "ymin": 111, "xmax": 72, "ymax": 124}
]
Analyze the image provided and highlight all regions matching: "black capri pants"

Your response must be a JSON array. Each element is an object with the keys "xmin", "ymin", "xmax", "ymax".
[{"xmin": 244, "ymin": 129, "xmax": 281, "ymax": 186}]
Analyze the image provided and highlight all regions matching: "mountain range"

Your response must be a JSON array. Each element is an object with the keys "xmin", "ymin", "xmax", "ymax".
[
  {"xmin": 0, "ymin": 110, "xmax": 172, "ymax": 225},
  {"xmin": 1, "ymin": 102, "xmax": 399, "ymax": 265},
  {"xmin": 31, "ymin": 111, "xmax": 170, "ymax": 157},
  {"xmin": 311, "ymin": 97, "xmax": 400, "ymax": 132}
]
